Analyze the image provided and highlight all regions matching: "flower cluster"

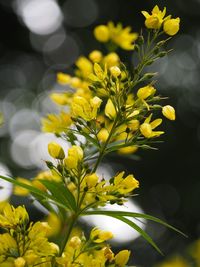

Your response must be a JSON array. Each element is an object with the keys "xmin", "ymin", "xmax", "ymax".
[
  {"xmin": 0, "ymin": 5, "xmax": 181, "ymax": 267},
  {"xmin": 0, "ymin": 203, "xmax": 59, "ymax": 267}
]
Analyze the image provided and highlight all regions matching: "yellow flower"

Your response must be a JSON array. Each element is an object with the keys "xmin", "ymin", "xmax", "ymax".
[
  {"xmin": 57, "ymin": 72, "xmax": 71, "ymax": 84},
  {"xmin": 114, "ymin": 172, "xmax": 139, "ymax": 194},
  {"xmin": 0, "ymin": 233, "xmax": 17, "ymax": 256},
  {"xmin": 14, "ymin": 257, "xmax": 26, "ymax": 267},
  {"xmin": 76, "ymin": 56, "xmax": 93, "ymax": 78},
  {"xmin": 14, "ymin": 178, "xmax": 32, "ymax": 196},
  {"xmin": 46, "ymin": 213, "xmax": 61, "ymax": 237},
  {"xmin": 142, "ymin": 5, "xmax": 167, "ymax": 29},
  {"xmin": 94, "ymin": 25, "xmax": 110, "ymax": 42},
  {"xmin": 71, "ymin": 96, "xmax": 102, "ymax": 121},
  {"xmin": 108, "ymin": 22, "xmax": 138, "ymax": 50},
  {"xmin": 89, "ymin": 50, "xmax": 103, "ymax": 63},
  {"xmin": 97, "ymin": 128, "xmax": 109, "ymax": 142},
  {"xmin": 50, "ymin": 92, "xmax": 69, "ymax": 105},
  {"xmin": 90, "ymin": 228, "xmax": 114, "ymax": 243},
  {"xmin": 85, "ymin": 173, "xmax": 99, "ymax": 188},
  {"xmin": 115, "ymin": 250, "xmax": 130, "ymax": 267},
  {"xmin": 163, "ymin": 17, "xmax": 180, "ymax": 36},
  {"xmin": 105, "ymin": 99, "xmax": 116, "ymax": 119},
  {"xmin": 118, "ymin": 145, "xmax": 138, "ymax": 155},
  {"xmin": 137, "ymin": 85, "xmax": 156, "ymax": 100},
  {"xmin": 162, "ymin": 105, "xmax": 176, "ymax": 120},
  {"xmin": 140, "ymin": 114, "xmax": 164, "ymax": 138},
  {"xmin": 0, "ymin": 203, "xmax": 29, "ymax": 229},
  {"xmin": 110, "ymin": 66, "xmax": 121, "ymax": 77},
  {"xmin": 48, "ymin": 142, "xmax": 65, "ymax": 159},
  {"xmin": 42, "ymin": 112, "xmax": 72, "ymax": 134},
  {"xmin": 64, "ymin": 145, "xmax": 83, "ymax": 169},
  {"xmin": 68, "ymin": 236, "xmax": 81, "ymax": 249},
  {"xmin": 103, "ymin": 52, "xmax": 120, "ymax": 67}
]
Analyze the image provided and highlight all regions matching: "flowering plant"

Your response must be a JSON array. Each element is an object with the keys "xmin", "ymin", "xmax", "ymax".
[{"xmin": 0, "ymin": 5, "xmax": 184, "ymax": 267}]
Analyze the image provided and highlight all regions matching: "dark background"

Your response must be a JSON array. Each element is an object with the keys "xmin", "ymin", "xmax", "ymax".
[{"xmin": 0, "ymin": 0, "xmax": 200, "ymax": 266}]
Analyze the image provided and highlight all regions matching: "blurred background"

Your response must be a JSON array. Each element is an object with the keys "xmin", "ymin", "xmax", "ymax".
[{"xmin": 0, "ymin": 0, "xmax": 200, "ymax": 266}]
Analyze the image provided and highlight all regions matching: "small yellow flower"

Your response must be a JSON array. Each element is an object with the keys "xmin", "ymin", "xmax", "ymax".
[
  {"xmin": 14, "ymin": 257, "xmax": 26, "ymax": 267},
  {"xmin": 103, "ymin": 52, "xmax": 120, "ymax": 67},
  {"xmin": 48, "ymin": 142, "xmax": 65, "ymax": 159},
  {"xmin": 118, "ymin": 145, "xmax": 138, "ymax": 155},
  {"xmin": 137, "ymin": 85, "xmax": 156, "ymax": 100},
  {"xmin": 105, "ymin": 99, "xmax": 116, "ymax": 119},
  {"xmin": 85, "ymin": 173, "xmax": 99, "ymax": 188},
  {"xmin": 42, "ymin": 112, "xmax": 72, "ymax": 134},
  {"xmin": 68, "ymin": 236, "xmax": 81, "ymax": 249},
  {"xmin": 57, "ymin": 72, "xmax": 71, "ymax": 84},
  {"xmin": 89, "ymin": 50, "xmax": 103, "ymax": 63},
  {"xmin": 71, "ymin": 96, "xmax": 102, "ymax": 121},
  {"xmin": 108, "ymin": 22, "xmax": 138, "ymax": 50},
  {"xmin": 94, "ymin": 25, "xmax": 110, "ymax": 42},
  {"xmin": 115, "ymin": 250, "xmax": 130, "ymax": 267},
  {"xmin": 163, "ymin": 17, "xmax": 180, "ymax": 36},
  {"xmin": 110, "ymin": 66, "xmax": 121, "ymax": 77},
  {"xmin": 64, "ymin": 145, "xmax": 83, "ymax": 169},
  {"xmin": 140, "ymin": 114, "xmax": 164, "ymax": 138},
  {"xmin": 142, "ymin": 5, "xmax": 167, "ymax": 29},
  {"xmin": 97, "ymin": 128, "xmax": 109, "ymax": 142},
  {"xmin": 76, "ymin": 56, "xmax": 93, "ymax": 77},
  {"xmin": 90, "ymin": 228, "xmax": 114, "ymax": 243},
  {"xmin": 162, "ymin": 105, "xmax": 176, "ymax": 120},
  {"xmin": 50, "ymin": 93, "xmax": 69, "ymax": 105}
]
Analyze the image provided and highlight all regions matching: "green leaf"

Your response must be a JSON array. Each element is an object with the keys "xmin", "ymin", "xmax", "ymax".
[
  {"xmin": 0, "ymin": 175, "xmax": 69, "ymax": 211},
  {"xmin": 83, "ymin": 210, "xmax": 187, "ymax": 237},
  {"xmin": 81, "ymin": 210, "xmax": 163, "ymax": 254},
  {"xmin": 40, "ymin": 180, "xmax": 77, "ymax": 212}
]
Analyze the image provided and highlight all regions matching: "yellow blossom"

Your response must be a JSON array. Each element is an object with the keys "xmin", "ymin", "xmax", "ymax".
[
  {"xmin": 46, "ymin": 213, "xmax": 61, "ymax": 237},
  {"xmin": 162, "ymin": 105, "xmax": 176, "ymax": 120},
  {"xmin": 110, "ymin": 66, "xmax": 121, "ymax": 77},
  {"xmin": 115, "ymin": 250, "xmax": 130, "ymax": 267},
  {"xmin": 57, "ymin": 72, "xmax": 71, "ymax": 85},
  {"xmin": 97, "ymin": 128, "xmax": 109, "ymax": 142},
  {"xmin": 68, "ymin": 236, "xmax": 81, "ymax": 249},
  {"xmin": 48, "ymin": 142, "xmax": 65, "ymax": 159},
  {"xmin": 103, "ymin": 52, "xmax": 120, "ymax": 67},
  {"xmin": 64, "ymin": 145, "xmax": 83, "ymax": 169},
  {"xmin": 114, "ymin": 172, "xmax": 139, "ymax": 194},
  {"xmin": 94, "ymin": 25, "xmax": 110, "ymax": 42},
  {"xmin": 89, "ymin": 50, "xmax": 103, "ymax": 63},
  {"xmin": 14, "ymin": 257, "xmax": 26, "ymax": 267},
  {"xmin": 90, "ymin": 228, "xmax": 114, "ymax": 243},
  {"xmin": 137, "ymin": 85, "xmax": 156, "ymax": 100},
  {"xmin": 163, "ymin": 17, "xmax": 180, "ymax": 36},
  {"xmin": 71, "ymin": 96, "xmax": 102, "ymax": 121},
  {"xmin": 76, "ymin": 56, "xmax": 93, "ymax": 78},
  {"xmin": 0, "ymin": 203, "xmax": 29, "ymax": 228},
  {"xmin": 85, "ymin": 173, "xmax": 99, "ymax": 188},
  {"xmin": 118, "ymin": 145, "xmax": 138, "ymax": 154},
  {"xmin": 140, "ymin": 114, "xmax": 164, "ymax": 138},
  {"xmin": 142, "ymin": 5, "xmax": 167, "ymax": 29},
  {"xmin": 42, "ymin": 112, "xmax": 72, "ymax": 134},
  {"xmin": 105, "ymin": 99, "xmax": 116, "ymax": 119},
  {"xmin": 50, "ymin": 92, "xmax": 69, "ymax": 105},
  {"xmin": 108, "ymin": 22, "xmax": 138, "ymax": 50}
]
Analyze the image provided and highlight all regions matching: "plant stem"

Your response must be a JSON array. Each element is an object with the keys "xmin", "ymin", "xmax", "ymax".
[{"xmin": 59, "ymin": 214, "xmax": 77, "ymax": 256}]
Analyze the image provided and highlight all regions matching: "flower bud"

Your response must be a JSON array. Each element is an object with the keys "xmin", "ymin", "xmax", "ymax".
[
  {"xmin": 137, "ymin": 85, "xmax": 156, "ymax": 100},
  {"xmin": 140, "ymin": 123, "xmax": 152, "ymax": 138},
  {"xmin": 85, "ymin": 173, "xmax": 99, "ymax": 188},
  {"xmin": 14, "ymin": 257, "xmax": 26, "ymax": 267},
  {"xmin": 162, "ymin": 105, "xmax": 175, "ymax": 120},
  {"xmin": 94, "ymin": 25, "xmax": 110, "ymax": 42},
  {"xmin": 115, "ymin": 250, "xmax": 130, "ymax": 267},
  {"xmin": 48, "ymin": 142, "xmax": 65, "ymax": 159},
  {"xmin": 110, "ymin": 66, "xmax": 121, "ymax": 77},
  {"xmin": 89, "ymin": 50, "xmax": 103, "ymax": 63},
  {"xmin": 69, "ymin": 236, "xmax": 81, "ymax": 249},
  {"xmin": 163, "ymin": 17, "xmax": 180, "ymax": 36}
]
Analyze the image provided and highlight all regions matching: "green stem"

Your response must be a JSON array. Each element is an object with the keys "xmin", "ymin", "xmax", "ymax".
[
  {"xmin": 59, "ymin": 214, "xmax": 77, "ymax": 256},
  {"xmin": 92, "ymin": 117, "xmax": 118, "ymax": 173}
]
